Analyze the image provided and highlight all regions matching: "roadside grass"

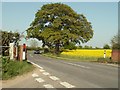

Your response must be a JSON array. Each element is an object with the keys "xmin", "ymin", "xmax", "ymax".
[
  {"xmin": 1, "ymin": 57, "xmax": 34, "ymax": 80},
  {"xmin": 42, "ymin": 53, "xmax": 112, "ymax": 63},
  {"xmin": 42, "ymin": 53, "xmax": 99, "ymax": 62}
]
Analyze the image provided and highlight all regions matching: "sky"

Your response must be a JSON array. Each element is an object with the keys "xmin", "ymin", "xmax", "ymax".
[{"xmin": 1, "ymin": 1, "xmax": 119, "ymax": 48}]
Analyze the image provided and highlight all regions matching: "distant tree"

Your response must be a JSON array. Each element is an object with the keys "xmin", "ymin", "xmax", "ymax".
[
  {"xmin": 95, "ymin": 47, "xmax": 100, "ymax": 49},
  {"xmin": 78, "ymin": 45, "xmax": 83, "ymax": 49},
  {"xmin": 89, "ymin": 46, "xmax": 92, "ymax": 49},
  {"xmin": 84, "ymin": 45, "xmax": 89, "ymax": 49},
  {"xmin": 103, "ymin": 44, "xmax": 110, "ymax": 49},
  {"xmin": 84, "ymin": 45, "xmax": 92, "ymax": 49},
  {"xmin": 111, "ymin": 34, "xmax": 120, "ymax": 49},
  {"xmin": 0, "ymin": 31, "xmax": 20, "ymax": 56},
  {"xmin": 27, "ymin": 3, "xmax": 93, "ymax": 55}
]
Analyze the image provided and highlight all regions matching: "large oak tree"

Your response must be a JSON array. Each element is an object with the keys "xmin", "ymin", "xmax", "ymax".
[{"xmin": 27, "ymin": 3, "xmax": 93, "ymax": 54}]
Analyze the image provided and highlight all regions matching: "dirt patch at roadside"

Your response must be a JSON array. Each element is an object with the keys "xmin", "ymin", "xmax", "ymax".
[{"xmin": 2, "ymin": 67, "xmax": 38, "ymax": 88}]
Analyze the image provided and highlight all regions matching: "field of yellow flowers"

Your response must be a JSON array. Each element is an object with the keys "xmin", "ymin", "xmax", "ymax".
[{"xmin": 61, "ymin": 49, "xmax": 112, "ymax": 58}]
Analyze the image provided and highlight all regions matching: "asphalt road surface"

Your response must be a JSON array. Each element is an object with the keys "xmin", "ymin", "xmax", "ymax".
[
  {"xmin": 27, "ymin": 51, "xmax": 118, "ymax": 88},
  {"xmin": 2, "ymin": 51, "xmax": 118, "ymax": 89}
]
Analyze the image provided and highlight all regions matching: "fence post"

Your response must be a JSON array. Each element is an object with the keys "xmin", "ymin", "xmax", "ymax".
[{"xmin": 9, "ymin": 43, "xmax": 14, "ymax": 60}]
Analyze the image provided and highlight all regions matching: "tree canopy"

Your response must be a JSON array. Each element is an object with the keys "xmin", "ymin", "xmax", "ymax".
[
  {"xmin": 0, "ymin": 31, "xmax": 20, "ymax": 56},
  {"xmin": 103, "ymin": 44, "xmax": 110, "ymax": 49},
  {"xmin": 111, "ymin": 34, "xmax": 120, "ymax": 49},
  {"xmin": 27, "ymin": 3, "xmax": 93, "ymax": 54}
]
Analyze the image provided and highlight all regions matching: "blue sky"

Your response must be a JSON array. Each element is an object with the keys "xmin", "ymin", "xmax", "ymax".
[{"xmin": 1, "ymin": 2, "xmax": 118, "ymax": 47}]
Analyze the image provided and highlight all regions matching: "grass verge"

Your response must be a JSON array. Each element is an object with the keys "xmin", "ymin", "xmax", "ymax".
[
  {"xmin": 42, "ymin": 53, "xmax": 114, "ymax": 64},
  {"xmin": 42, "ymin": 53, "xmax": 99, "ymax": 62},
  {"xmin": 1, "ymin": 57, "xmax": 34, "ymax": 80}
]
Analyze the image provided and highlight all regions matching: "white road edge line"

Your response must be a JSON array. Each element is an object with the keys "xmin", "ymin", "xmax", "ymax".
[
  {"xmin": 43, "ymin": 84, "xmax": 55, "ymax": 88},
  {"xmin": 106, "ymin": 64, "xmax": 118, "ymax": 67},
  {"xmin": 39, "ymin": 69, "xmax": 45, "ymax": 72},
  {"xmin": 42, "ymin": 72, "xmax": 50, "ymax": 76},
  {"xmin": 35, "ymin": 78, "xmax": 45, "ymax": 83},
  {"xmin": 49, "ymin": 76, "xmax": 60, "ymax": 81},
  {"xmin": 32, "ymin": 73, "xmax": 39, "ymax": 77},
  {"xmin": 27, "ymin": 60, "xmax": 43, "ymax": 69},
  {"xmin": 60, "ymin": 82, "xmax": 75, "ymax": 88}
]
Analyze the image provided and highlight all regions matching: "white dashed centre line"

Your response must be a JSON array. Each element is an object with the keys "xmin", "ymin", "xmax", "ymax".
[
  {"xmin": 65, "ymin": 62, "xmax": 90, "ymax": 69},
  {"xmin": 42, "ymin": 72, "xmax": 50, "ymax": 76},
  {"xmin": 60, "ymin": 82, "xmax": 75, "ymax": 88},
  {"xmin": 39, "ymin": 69, "xmax": 45, "ymax": 72},
  {"xmin": 49, "ymin": 76, "xmax": 60, "ymax": 81},
  {"xmin": 35, "ymin": 78, "xmax": 45, "ymax": 83},
  {"xmin": 43, "ymin": 84, "xmax": 54, "ymax": 88},
  {"xmin": 32, "ymin": 73, "xmax": 39, "ymax": 77}
]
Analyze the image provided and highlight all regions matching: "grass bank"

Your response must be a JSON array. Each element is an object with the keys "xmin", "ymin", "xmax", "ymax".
[
  {"xmin": 1, "ymin": 57, "xmax": 34, "ymax": 80},
  {"xmin": 42, "ymin": 53, "xmax": 112, "ymax": 63},
  {"xmin": 42, "ymin": 53, "xmax": 99, "ymax": 62}
]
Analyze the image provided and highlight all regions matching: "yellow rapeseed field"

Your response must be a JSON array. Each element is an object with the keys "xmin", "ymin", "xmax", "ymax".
[{"xmin": 61, "ymin": 49, "xmax": 112, "ymax": 58}]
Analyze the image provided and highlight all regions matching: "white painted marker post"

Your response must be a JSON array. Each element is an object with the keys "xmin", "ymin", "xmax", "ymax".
[
  {"xmin": 23, "ymin": 43, "xmax": 26, "ymax": 60},
  {"xmin": 104, "ymin": 50, "xmax": 106, "ymax": 58},
  {"xmin": 9, "ymin": 43, "xmax": 14, "ymax": 60}
]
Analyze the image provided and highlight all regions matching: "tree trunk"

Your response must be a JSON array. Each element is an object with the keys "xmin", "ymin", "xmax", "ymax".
[{"xmin": 55, "ymin": 42, "xmax": 60, "ymax": 55}]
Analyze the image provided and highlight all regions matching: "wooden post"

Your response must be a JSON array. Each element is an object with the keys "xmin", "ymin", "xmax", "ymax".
[{"xmin": 19, "ymin": 45, "xmax": 23, "ymax": 61}]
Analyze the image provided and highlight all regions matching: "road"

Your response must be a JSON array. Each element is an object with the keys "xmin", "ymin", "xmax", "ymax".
[
  {"xmin": 2, "ymin": 51, "xmax": 118, "ymax": 89},
  {"xmin": 28, "ymin": 51, "xmax": 118, "ymax": 88}
]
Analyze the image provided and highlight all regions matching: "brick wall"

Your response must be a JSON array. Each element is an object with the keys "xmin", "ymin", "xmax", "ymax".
[{"xmin": 111, "ymin": 50, "xmax": 120, "ymax": 62}]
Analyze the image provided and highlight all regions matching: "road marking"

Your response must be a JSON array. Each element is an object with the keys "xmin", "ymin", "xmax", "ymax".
[
  {"xmin": 49, "ymin": 76, "xmax": 60, "ymax": 81},
  {"xmin": 43, "ymin": 84, "xmax": 54, "ymax": 88},
  {"xmin": 39, "ymin": 69, "xmax": 45, "ymax": 72},
  {"xmin": 35, "ymin": 64, "xmax": 43, "ymax": 69},
  {"xmin": 60, "ymin": 82, "xmax": 75, "ymax": 88},
  {"xmin": 27, "ymin": 60, "xmax": 43, "ymax": 69},
  {"xmin": 65, "ymin": 62, "xmax": 90, "ymax": 69},
  {"xmin": 35, "ymin": 78, "xmax": 45, "ymax": 83},
  {"xmin": 106, "ymin": 64, "xmax": 118, "ymax": 67},
  {"xmin": 32, "ymin": 73, "xmax": 39, "ymax": 77},
  {"xmin": 42, "ymin": 72, "xmax": 50, "ymax": 76}
]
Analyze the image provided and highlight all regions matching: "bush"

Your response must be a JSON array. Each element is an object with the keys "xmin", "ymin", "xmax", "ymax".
[
  {"xmin": 103, "ymin": 44, "xmax": 110, "ymax": 49},
  {"xmin": 97, "ymin": 57, "xmax": 112, "ymax": 63},
  {"xmin": 2, "ymin": 57, "xmax": 34, "ymax": 80}
]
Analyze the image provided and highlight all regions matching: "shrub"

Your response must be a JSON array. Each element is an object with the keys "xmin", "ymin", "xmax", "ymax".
[
  {"xmin": 97, "ymin": 57, "xmax": 112, "ymax": 63},
  {"xmin": 2, "ymin": 57, "xmax": 34, "ymax": 80}
]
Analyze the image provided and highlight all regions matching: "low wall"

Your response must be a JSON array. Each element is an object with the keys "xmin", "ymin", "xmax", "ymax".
[{"xmin": 111, "ymin": 50, "xmax": 120, "ymax": 62}]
